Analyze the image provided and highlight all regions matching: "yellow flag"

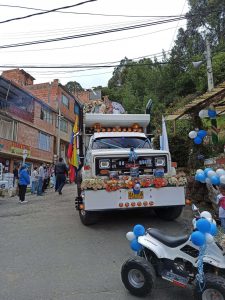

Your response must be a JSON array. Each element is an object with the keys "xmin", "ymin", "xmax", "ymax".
[{"xmin": 70, "ymin": 115, "xmax": 79, "ymax": 168}]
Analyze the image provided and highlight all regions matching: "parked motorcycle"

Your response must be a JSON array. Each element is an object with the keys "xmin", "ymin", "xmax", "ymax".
[{"xmin": 121, "ymin": 205, "xmax": 225, "ymax": 299}]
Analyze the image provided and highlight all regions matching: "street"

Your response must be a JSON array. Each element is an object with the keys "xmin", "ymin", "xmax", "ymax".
[{"xmin": 0, "ymin": 184, "xmax": 193, "ymax": 300}]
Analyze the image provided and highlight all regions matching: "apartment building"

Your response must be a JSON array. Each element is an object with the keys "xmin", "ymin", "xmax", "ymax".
[{"xmin": 0, "ymin": 69, "xmax": 81, "ymax": 173}]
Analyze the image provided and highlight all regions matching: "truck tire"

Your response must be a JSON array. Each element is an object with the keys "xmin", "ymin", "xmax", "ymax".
[
  {"xmin": 194, "ymin": 273, "xmax": 225, "ymax": 300},
  {"xmin": 79, "ymin": 209, "xmax": 98, "ymax": 226},
  {"xmin": 121, "ymin": 256, "xmax": 156, "ymax": 297},
  {"xmin": 154, "ymin": 206, "xmax": 183, "ymax": 221}
]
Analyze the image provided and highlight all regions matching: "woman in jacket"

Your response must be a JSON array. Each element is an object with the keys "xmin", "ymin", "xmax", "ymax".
[{"xmin": 18, "ymin": 164, "xmax": 30, "ymax": 203}]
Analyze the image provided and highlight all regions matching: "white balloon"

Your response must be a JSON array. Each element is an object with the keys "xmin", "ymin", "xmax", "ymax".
[
  {"xmin": 199, "ymin": 110, "xmax": 208, "ymax": 119},
  {"xmin": 188, "ymin": 131, "xmax": 197, "ymax": 139},
  {"xmin": 200, "ymin": 211, "xmax": 212, "ymax": 220},
  {"xmin": 205, "ymin": 233, "xmax": 214, "ymax": 244},
  {"xmin": 220, "ymin": 175, "xmax": 225, "ymax": 184},
  {"xmin": 192, "ymin": 218, "xmax": 197, "ymax": 229},
  {"xmin": 216, "ymin": 169, "xmax": 225, "ymax": 177},
  {"xmin": 126, "ymin": 231, "xmax": 136, "ymax": 241},
  {"xmin": 207, "ymin": 170, "xmax": 217, "ymax": 178},
  {"xmin": 196, "ymin": 169, "xmax": 204, "ymax": 174},
  {"xmin": 206, "ymin": 178, "xmax": 212, "ymax": 184}
]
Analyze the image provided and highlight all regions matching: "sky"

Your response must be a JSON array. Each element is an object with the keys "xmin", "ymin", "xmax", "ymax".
[{"xmin": 0, "ymin": 0, "xmax": 189, "ymax": 89}]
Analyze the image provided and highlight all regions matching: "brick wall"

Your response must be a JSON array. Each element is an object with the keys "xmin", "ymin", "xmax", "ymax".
[
  {"xmin": 2, "ymin": 69, "xmax": 34, "ymax": 86},
  {"xmin": 33, "ymin": 101, "xmax": 56, "ymax": 136}
]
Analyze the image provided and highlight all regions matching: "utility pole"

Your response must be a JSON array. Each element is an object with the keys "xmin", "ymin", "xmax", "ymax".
[
  {"xmin": 205, "ymin": 37, "xmax": 214, "ymax": 92},
  {"xmin": 57, "ymin": 109, "xmax": 62, "ymax": 158}
]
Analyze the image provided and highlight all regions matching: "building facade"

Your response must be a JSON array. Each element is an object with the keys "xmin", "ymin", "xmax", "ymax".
[{"xmin": 0, "ymin": 69, "xmax": 80, "ymax": 173}]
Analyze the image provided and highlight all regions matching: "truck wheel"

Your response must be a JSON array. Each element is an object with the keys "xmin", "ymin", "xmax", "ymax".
[
  {"xmin": 154, "ymin": 206, "xmax": 183, "ymax": 221},
  {"xmin": 194, "ymin": 273, "xmax": 225, "ymax": 300},
  {"xmin": 121, "ymin": 256, "xmax": 156, "ymax": 297},
  {"xmin": 79, "ymin": 209, "xmax": 98, "ymax": 226}
]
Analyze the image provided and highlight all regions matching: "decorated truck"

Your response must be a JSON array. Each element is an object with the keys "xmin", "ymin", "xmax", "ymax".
[{"xmin": 75, "ymin": 104, "xmax": 186, "ymax": 225}]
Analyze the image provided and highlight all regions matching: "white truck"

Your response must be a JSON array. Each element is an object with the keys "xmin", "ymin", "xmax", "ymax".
[{"xmin": 75, "ymin": 112, "xmax": 186, "ymax": 225}]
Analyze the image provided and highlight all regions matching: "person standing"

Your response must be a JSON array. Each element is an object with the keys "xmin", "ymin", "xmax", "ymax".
[
  {"xmin": 37, "ymin": 163, "xmax": 45, "ymax": 196},
  {"xmin": 18, "ymin": 164, "xmax": 30, "ymax": 203},
  {"xmin": 55, "ymin": 158, "xmax": 68, "ymax": 195},
  {"xmin": 31, "ymin": 167, "xmax": 39, "ymax": 194},
  {"xmin": 13, "ymin": 165, "xmax": 19, "ymax": 187}
]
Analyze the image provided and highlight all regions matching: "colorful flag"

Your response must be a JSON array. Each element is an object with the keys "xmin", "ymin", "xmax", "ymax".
[{"xmin": 69, "ymin": 116, "xmax": 79, "ymax": 168}]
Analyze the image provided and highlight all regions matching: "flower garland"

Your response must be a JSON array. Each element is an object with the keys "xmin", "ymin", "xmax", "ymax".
[{"xmin": 81, "ymin": 175, "xmax": 187, "ymax": 192}]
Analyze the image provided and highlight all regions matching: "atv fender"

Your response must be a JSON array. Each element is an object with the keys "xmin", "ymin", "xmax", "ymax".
[{"xmin": 138, "ymin": 235, "xmax": 167, "ymax": 259}]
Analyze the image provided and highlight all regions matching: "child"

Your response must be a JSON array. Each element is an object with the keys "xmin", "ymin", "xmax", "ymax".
[{"xmin": 216, "ymin": 184, "xmax": 225, "ymax": 232}]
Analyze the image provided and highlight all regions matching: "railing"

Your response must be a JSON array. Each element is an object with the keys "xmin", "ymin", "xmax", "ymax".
[{"xmin": 8, "ymin": 104, "xmax": 34, "ymax": 123}]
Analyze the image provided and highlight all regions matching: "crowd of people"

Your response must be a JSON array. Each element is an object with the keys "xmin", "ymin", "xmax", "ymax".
[{"xmin": 14, "ymin": 158, "xmax": 69, "ymax": 204}]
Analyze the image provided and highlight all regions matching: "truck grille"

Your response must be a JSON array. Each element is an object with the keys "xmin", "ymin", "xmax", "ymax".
[{"xmin": 95, "ymin": 155, "xmax": 168, "ymax": 176}]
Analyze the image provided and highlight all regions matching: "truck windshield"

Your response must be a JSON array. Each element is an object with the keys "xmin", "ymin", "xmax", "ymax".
[{"xmin": 92, "ymin": 137, "xmax": 152, "ymax": 149}]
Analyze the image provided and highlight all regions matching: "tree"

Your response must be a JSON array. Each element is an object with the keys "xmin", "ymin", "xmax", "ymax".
[{"xmin": 64, "ymin": 81, "xmax": 84, "ymax": 94}]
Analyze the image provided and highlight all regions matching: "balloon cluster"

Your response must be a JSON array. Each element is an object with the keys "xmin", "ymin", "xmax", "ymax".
[
  {"xmin": 195, "ymin": 168, "xmax": 225, "ymax": 185},
  {"xmin": 199, "ymin": 109, "xmax": 217, "ymax": 119},
  {"xmin": 191, "ymin": 212, "xmax": 217, "ymax": 247},
  {"xmin": 126, "ymin": 224, "xmax": 145, "ymax": 252},
  {"xmin": 188, "ymin": 129, "xmax": 207, "ymax": 145}
]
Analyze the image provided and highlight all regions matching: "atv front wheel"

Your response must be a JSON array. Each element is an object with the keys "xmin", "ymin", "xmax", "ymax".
[
  {"xmin": 194, "ymin": 273, "xmax": 225, "ymax": 300},
  {"xmin": 121, "ymin": 256, "xmax": 156, "ymax": 297},
  {"xmin": 154, "ymin": 205, "xmax": 183, "ymax": 221}
]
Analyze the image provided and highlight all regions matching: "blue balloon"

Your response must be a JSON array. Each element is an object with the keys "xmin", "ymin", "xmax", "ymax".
[
  {"xmin": 208, "ymin": 109, "xmax": 217, "ymax": 118},
  {"xmin": 194, "ymin": 137, "xmax": 202, "ymax": 145},
  {"xmin": 196, "ymin": 173, "xmax": 206, "ymax": 183},
  {"xmin": 191, "ymin": 231, "xmax": 206, "ymax": 246},
  {"xmin": 133, "ymin": 224, "xmax": 145, "ymax": 237},
  {"xmin": 210, "ymin": 223, "xmax": 217, "ymax": 236},
  {"xmin": 210, "ymin": 175, "xmax": 220, "ymax": 185},
  {"xmin": 204, "ymin": 168, "xmax": 213, "ymax": 176},
  {"xmin": 130, "ymin": 239, "xmax": 142, "ymax": 251},
  {"xmin": 198, "ymin": 130, "xmax": 207, "ymax": 138},
  {"xmin": 196, "ymin": 218, "xmax": 211, "ymax": 233}
]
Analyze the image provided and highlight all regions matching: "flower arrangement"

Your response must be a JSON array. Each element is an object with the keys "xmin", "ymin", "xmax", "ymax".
[{"xmin": 81, "ymin": 174, "xmax": 187, "ymax": 192}]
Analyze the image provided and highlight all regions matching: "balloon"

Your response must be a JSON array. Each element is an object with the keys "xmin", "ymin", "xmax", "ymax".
[
  {"xmin": 216, "ymin": 169, "xmax": 225, "ymax": 177},
  {"xmin": 207, "ymin": 170, "xmax": 216, "ymax": 178},
  {"xmin": 133, "ymin": 224, "xmax": 145, "ymax": 237},
  {"xmin": 126, "ymin": 231, "xmax": 136, "ymax": 241},
  {"xmin": 199, "ymin": 110, "xmax": 208, "ymax": 119},
  {"xmin": 210, "ymin": 175, "xmax": 220, "ymax": 185},
  {"xmin": 188, "ymin": 131, "xmax": 197, "ymax": 139},
  {"xmin": 204, "ymin": 168, "xmax": 213, "ymax": 176},
  {"xmin": 194, "ymin": 137, "xmax": 202, "ymax": 145},
  {"xmin": 198, "ymin": 130, "xmax": 207, "ymax": 138},
  {"xmin": 196, "ymin": 173, "xmax": 206, "ymax": 183},
  {"xmin": 196, "ymin": 169, "xmax": 204, "ymax": 174},
  {"xmin": 130, "ymin": 239, "xmax": 142, "ymax": 251},
  {"xmin": 208, "ymin": 109, "xmax": 217, "ymax": 118},
  {"xmin": 191, "ymin": 231, "xmax": 206, "ymax": 247},
  {"xmin": 196, "ymin": 218, "xmax": 211, "ymax": 233},
  {"xmin": 210, "ymin": 223, "xmax": 217, "ymax": 236},
  {"xmin": 220, "ymin": 175, "xmax": 225, "ymax": 184},
  {"xmin": 192, "ymin": 218, "xmax": 197, "ymax": 229},
  {"xmin": 206, "ymin": 178, "xmax": 212, "ymax": 184},
  {"xmin": 205, "ymin": 233, "xmax": 214, "ymax": 244},
  {"xmin": 200, "ymin": 211, "xmax": 212, "ymax": 220}
]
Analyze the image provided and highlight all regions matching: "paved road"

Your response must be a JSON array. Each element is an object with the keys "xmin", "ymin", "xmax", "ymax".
[{"xmin": 0, "ymin": 184, "xmax": 193, "ymax": 300}]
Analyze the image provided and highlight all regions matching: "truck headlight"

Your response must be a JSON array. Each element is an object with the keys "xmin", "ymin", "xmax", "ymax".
[
  {"xmin": 99, "ymin": 159, "xmax": 111, "ymax": 169},
  {"xmin": 155, "ymin": 157, "xmax": 166, "ymax": 167}
]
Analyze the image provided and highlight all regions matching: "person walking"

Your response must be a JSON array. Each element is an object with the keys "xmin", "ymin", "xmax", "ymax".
[
  {"xmin": 37, "ymin": 163, "xmax": 45, "ymax": 196},
  {"xmin": 18, "ymin": 164, "xmax": 30, "ymax": 203},
  {"xmin": 55, "ymin": 158, "xmax": 68, "ymax": 195},
  {"xmin": 31, "ymin": 167, "xmax": 39, "ymax": 194}
]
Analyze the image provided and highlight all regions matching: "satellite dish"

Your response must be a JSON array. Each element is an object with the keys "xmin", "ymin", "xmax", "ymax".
[{"xmin": 192, "ymin": 61, "xmax": 204, "ymax": 68}]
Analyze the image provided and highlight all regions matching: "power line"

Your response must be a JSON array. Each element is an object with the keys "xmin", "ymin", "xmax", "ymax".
[
  {"xmin": 2, "ymin": 26, "xmax": 181, "ymax": 53},
  {"xmin": 0, "ymin": 0, "xmax": 97, "ymax": 24},
  {"xmin": 0, "ymin": 16, "xmax": 186, "ymax": 49},
  {"xmin": 0, "ymin": 4, "xmax": 186, "ymax": 18}
]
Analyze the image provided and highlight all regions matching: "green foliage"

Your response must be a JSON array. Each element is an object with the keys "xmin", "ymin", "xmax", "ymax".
[{"xmin": 64, "ymin": 81, "xmax": 84, "ymax": 94}]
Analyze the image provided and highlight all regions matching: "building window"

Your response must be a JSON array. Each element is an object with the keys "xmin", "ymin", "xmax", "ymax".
[
  {"xmin": 60, "ymin": 119, "xmax": 68, "ymax": 133},
  {"xmin": 38, "ymin": 132, "xmax": 50, "ymax": 151},
  {"xmin": 0, "ymin": 117, "xmax": 17, "ymax": 141},
  {"xmin": 62, "ymin": 94, "xmax": 69, "ymax": 109},
  {"xmin": 40, "ymin": 107, "xmax": 53, "ymax": 124}
]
